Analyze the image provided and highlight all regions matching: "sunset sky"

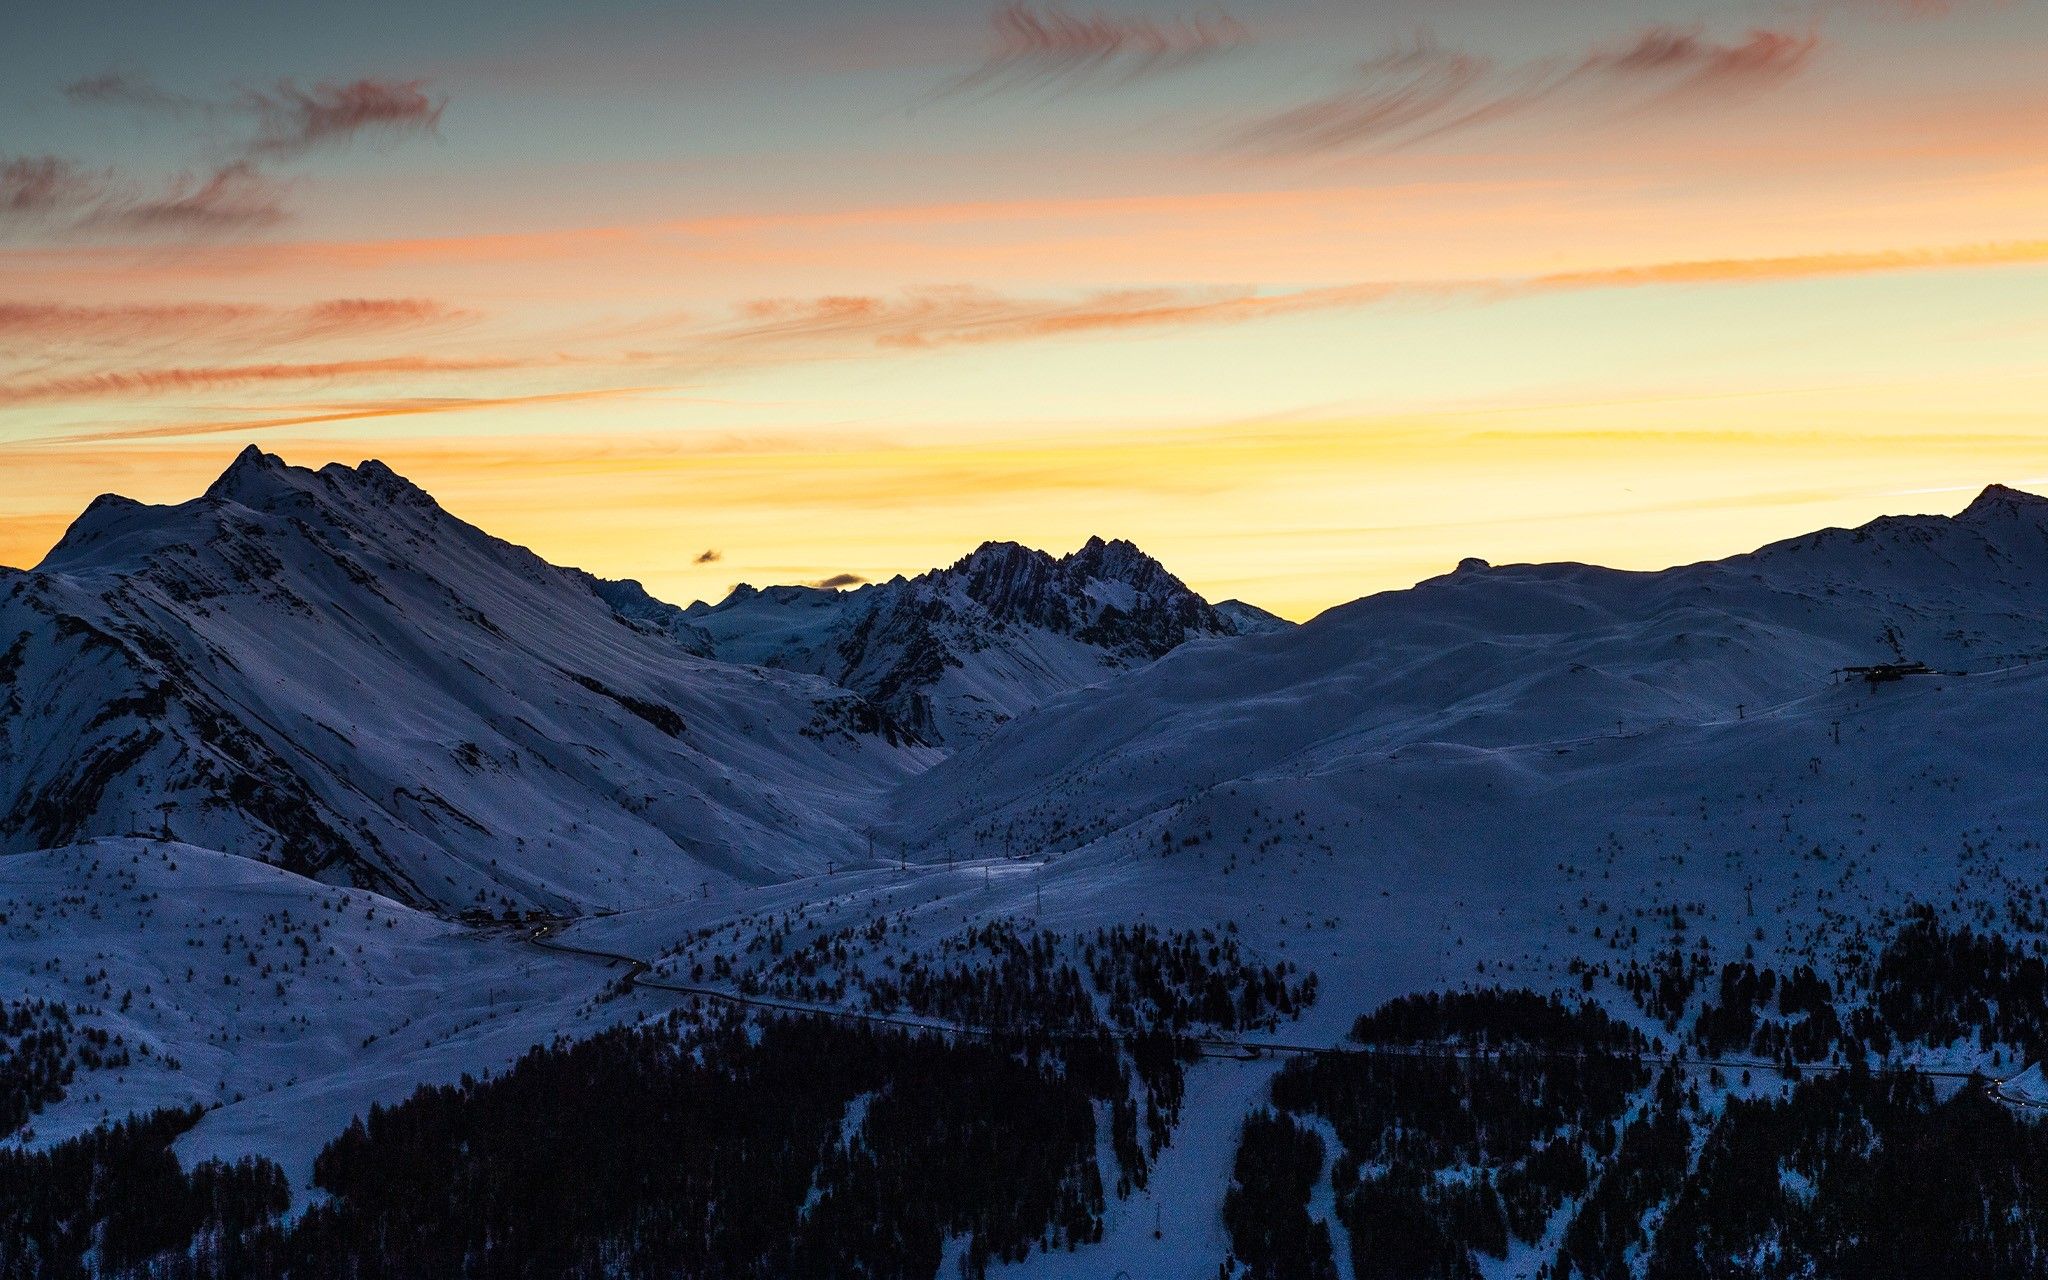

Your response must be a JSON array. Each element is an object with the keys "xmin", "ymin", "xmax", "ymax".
[{"xmin": 4, "ymin": 0, "xmax": 2046, "ymax": 617}]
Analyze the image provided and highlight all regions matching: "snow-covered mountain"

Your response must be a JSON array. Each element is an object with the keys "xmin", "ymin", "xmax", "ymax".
[
  {"xmin": 889, "ymin": 484, "xmax": 2048, "ymax": 863},
  {"xmin": 0, "ymin": 448, "xmax": 925, "ymax": 914},
  {"xmin": 683, "ymin": 536, "xmax": 1282, "ymax": 744},
  {"xmin": 567, "ymin": 570, "xmax": 717, "ymax": 658},
  {"xmin": 14, "ymin": 474, "xmax": 2048, "ymax": 1269}
]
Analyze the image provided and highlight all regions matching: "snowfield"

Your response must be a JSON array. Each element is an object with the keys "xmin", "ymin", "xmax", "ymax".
[{"xmin": 0, "ymin": 839, "xmax": 641, "ymax": 1190}]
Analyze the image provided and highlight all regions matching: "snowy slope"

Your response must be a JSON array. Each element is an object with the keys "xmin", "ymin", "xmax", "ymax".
[
  {"xmin": 569, "ymin": 570, "xmax": 717, "ymax": 657},
  {"xmin": 684, "ymin": 536, "xmax": 1274, "ymax": 744},
  {"xmin": 890, "ymin": 485, "xmax": 2048, "ymax": 866},
  {"xmin": 1213, "ymin": 598, "xmax": 1290, "ymax": 636},
  {"xmin": 522, "ymin": 621, "xmax": 2048, "ymax": 1279},
  {"xmin": 0, "ymin": 449, "xmax": 927, "ymax": 913},
  {"xmin": 0, "ymin": 838, "xmax": 632, "ymax": 1188}
]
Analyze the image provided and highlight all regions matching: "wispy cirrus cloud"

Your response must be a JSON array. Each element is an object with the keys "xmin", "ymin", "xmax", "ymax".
[
  {"xmin": 63, "ymin": 69, "xmax": 210, "ymax": 114},
  {"xmin": 0, "ymin": 296, "xmax": 465, "ymax": 347},
  {"xmin": 1235, "ymin": 23, "xmax": 1819, "ymax": 154},
  {"xmin": 17, "ymin": 237, "xmax": 2047, "ymax": 442},
  {"xmin": 30, "ymin": 387, "xmax": 651, "ymax": 446},
  {"xmin": 1518, "ymin": 240, "xmax": 2048, "ymax": 292},
  {"xmin": 1, "ymin": 155, "xmax": 110, "ymax": 217},
  {"xmin": 16, "ymin": 70, "xmax": 446, "ymax": 240},
  {"xmin": 940, "ymin": 2, "xmax": 1251, "ymax": 97},
  {"xmin": 239, "ymin": 78, "xmax": 447, "ymax": 157},
  {"xmin": 65, "ymin": 70, "xmax": 446, "ymax": 157},
  {"xmin": 83, "ymin": 161, "xmax": 293, "ymax": 233},
  {"xmin": 0, "ymin": 299, "xmax": 262, "ymax": 338},
  {"xmin": 713, "ymin": 237, "xmax": 2048, "ymax": 353},
  {"xmin": 0, "ymin": 154, "xmax": 292, "ymax": 235},
  {"xmin": 295, "ymin": 297, "xmax": 468, "ymax": 337},
  {"xmin": 0, "ymin": 355, "xmax": 517, "ymax": 407},
  {"xmin": 716, "ymin": 283, "xmax": 1406, "ymax": 349}
]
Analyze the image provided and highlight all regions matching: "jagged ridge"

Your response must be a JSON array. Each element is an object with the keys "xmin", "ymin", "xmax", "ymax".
[
  {"xmin": 683, "ymin": 534, "xmax": 1284, "ymax": 745},
  {"xmin": 0, "ymin": 447, "xmax": 924, "ymax": 913}
]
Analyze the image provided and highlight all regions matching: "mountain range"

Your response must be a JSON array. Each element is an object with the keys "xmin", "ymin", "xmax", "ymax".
[
  {"xmin": 888, "ymin": 482, "xmax": 2048, "ymax": 866},
  {"xmin": 675, "ymin": 535, "xmax": 1283, "ymax": 744},
  {"xmin": 0, "ymin": 448, "xmax": 1277, "ymax": 912},
  {"xmin": 11, "ymin": 452, "xmax": 2046, "ymax": 926},
  {"xmin": 11, "ymin": 450, "xmax": 2048, "ymax": 1274},
  {"xmin": 0, "ymin": 448, "xmax": 917, "ymax": 913}
]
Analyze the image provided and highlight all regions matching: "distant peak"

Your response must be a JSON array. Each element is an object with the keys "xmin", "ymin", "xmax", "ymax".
[
  {"xmin": 219, "ymin": 444, "xmax": 284, "ymax": 479},
  {"xmin": 38, "ymin": 492, "xmax": 147, "ymax": 563},
  {"xmin": 202, "ymin": 447, "xmax": 446, "ymax": 516},
  {"xmin": 1075, "ymin": 534, "xmax": 1135, "ymax": 558},
  {"xmin": 1064, "ymin": 535, "xmax": 1162, "ymax": 578},
  {"xmin": 83, "ymin": 491, "xmax": 144, "ymax": 518},
  {"xmin": 338, "ymin": 457, "xmax": 438, "ymax": 509},
  {"xmin": 944, "ymin": 541, "xmax": 1057, "ymax": 582},
  {"xmin": 1958, "ymin": 483, "xmax": 2048, "ymax": 522},
  {"xmin": 203, "ymin": 445, "xmax": 296, "ymax": 505}
]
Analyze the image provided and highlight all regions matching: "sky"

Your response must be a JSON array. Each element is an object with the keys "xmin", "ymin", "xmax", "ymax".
[{"xmin": 3, "ymin": 0, "xmax": 2045, "ymax": 618}]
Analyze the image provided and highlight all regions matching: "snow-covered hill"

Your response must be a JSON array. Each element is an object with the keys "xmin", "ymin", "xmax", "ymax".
[
  {"xmin": 0, "ymin": 448, "xmax": 926, "ymax": 914},
  {"xmin": 889, "ymin": 484, "xmax": 2048, "ymax": 864},
  {"xmin": 684, "ymin": 536, "xmax": 1279, "ymax": 744},
  {"xmin": 0, "ymin": 838, "xmax": 605, "ymax": 1184}
]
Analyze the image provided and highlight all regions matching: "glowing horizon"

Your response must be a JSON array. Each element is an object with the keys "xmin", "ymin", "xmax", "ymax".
[{"xmin": 5, "ymin": 0, "xmax": 2047, "ymax": 619}]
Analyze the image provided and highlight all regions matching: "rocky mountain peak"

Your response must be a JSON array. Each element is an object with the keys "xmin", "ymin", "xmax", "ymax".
[
  {"xmin": 1958, "ymin": 483, "xmax": 2048, "ymax": 524},
  {"xmin": 1065, "ymin": 535, "xmax": 1177, "ymax": 592},
  {"xmin": 202, "ymin": 444, "xmax": 298, "ymax": 507}
]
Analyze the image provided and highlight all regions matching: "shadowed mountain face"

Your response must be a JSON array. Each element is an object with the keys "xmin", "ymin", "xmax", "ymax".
[
  {"xmin": 680, "ymin": 536, "xmax": 1286, "ymax": 745},
  {"xmin": 888, "ymin": 484, "xmax": 2048, "ymax": 865},
  {"xmin": 0, "ymin": 448, "xmax": 926, "ymax": 913}
]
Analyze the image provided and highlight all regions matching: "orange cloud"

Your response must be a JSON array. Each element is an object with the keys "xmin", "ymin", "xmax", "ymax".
[
  {"xmin": 0, "ymin": 297, "xmax": 464, "ymax": 347},
  {"xmin": 12, "ymin": 236, "xmax": 2047, "ymax": 450},
  {"xmin": 712, "ymin": 237, "xmax": 2048, "ymax": 352},
  {"xmin": 719, "ymin": 282, "xmax": 1410, "ymax": 350},
  {"xmin": 35, "ymin": 386, "xmax": 651, "ymax": 445},
  {"xmin": 1521, "ymin": 240, "xmax": 2048, "ymax": 292},
  {"xmin": 0, "ymin": 300, "xmax": 263, "ymax": 338},
  {"xmin": 0, "ymin": 355, "xmax": 518, "ymax": 406}
]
